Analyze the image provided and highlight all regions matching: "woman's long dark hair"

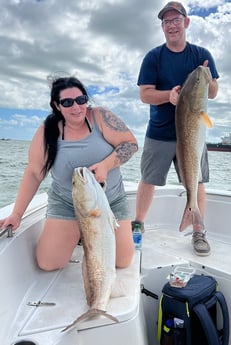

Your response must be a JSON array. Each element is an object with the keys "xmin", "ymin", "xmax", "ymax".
[{"xmin": 42, "ymin": 77, "xmax": 89, "ymax": 176}]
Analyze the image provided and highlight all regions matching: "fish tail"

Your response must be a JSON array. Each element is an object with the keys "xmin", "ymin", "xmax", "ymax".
[
  {"xmin": 61, "ymin": 308, "xmax": 118, "ymax": 332},
  {"xmin": 179, "ymin": 204, "xmax": 204, "ymax": 232}
]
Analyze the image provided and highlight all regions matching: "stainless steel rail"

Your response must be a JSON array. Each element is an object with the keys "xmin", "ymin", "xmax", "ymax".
[{"xmin": 0, "ymin": 225, "xmax": 14, "ymax": 238}]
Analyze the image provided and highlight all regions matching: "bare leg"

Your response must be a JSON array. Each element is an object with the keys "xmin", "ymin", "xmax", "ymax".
[
  {"xmin": 36, "ymin": 218, "xmax": 80, "ymax": 271},
  {"xmin": 115, "ymin": 219, "xmax": 134, "ymax": 268},
  {"xmin": 135, "ymin": 181, "xmax": 155, "ymax": 222},
  {"xmin": 192, "ymin": 183, "xmax": 206, "ymax": 231},
  {"xmin": 37, "ymin": 218, "xmax": 134, "ymax": 270},
  {"xmin": 192, "ymin": 183, "xmax": 210, "ymax": 256},
  {"xmin": 197, "ymin": 183, "xmax": 206, "ymax": 219}
]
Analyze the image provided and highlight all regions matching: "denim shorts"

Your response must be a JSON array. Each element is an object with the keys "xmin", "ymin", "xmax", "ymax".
[
  {"xmin": 46, "ymin": 187, "xmax": 131, "ymax": 221},
  {"xmin": 141, "ymin": 137, "xmax": 209, "ymax": 186}
]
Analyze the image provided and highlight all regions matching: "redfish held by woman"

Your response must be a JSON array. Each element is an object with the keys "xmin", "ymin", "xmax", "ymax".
[
  {"xmin": 62, "ymin": 167, "xmax": 118, "ymax": 332},
  {"xmin": 175, "ymin": 66, "xmax": 213, "ymax": 232}
]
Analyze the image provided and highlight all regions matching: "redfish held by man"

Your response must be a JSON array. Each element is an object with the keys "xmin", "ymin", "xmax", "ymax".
[
  {"xmin": 175, "ymin": 66, "xmax": 213, "ymax": 232},
  {"xmin": 62, "ymin": 167, "xmax": 119, "ymax": 332}
]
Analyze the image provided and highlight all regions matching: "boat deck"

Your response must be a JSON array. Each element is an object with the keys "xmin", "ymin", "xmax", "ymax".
[
  {"xmin": 125, "ymin": 186, "xmax": 231, "ymax": 279},
  {"xmin": 0, "ymin": 207, "xmax": 143, "ymax": 345},
  {"xmin": 1, "ymin": 187, "xmax": 231, "ymax": 345},
  {"xmin": 19, "ymin": 247, "xmax": 141, "ymax": 336},
  {"xmin": 142, "ymin": 226, "xmax": 231, "ymax": 277}
]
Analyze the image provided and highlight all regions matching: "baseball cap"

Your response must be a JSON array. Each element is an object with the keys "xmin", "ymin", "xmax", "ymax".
[{"xmin": 158, "ymin": 2, "xmax": 187, "ymax": 20}]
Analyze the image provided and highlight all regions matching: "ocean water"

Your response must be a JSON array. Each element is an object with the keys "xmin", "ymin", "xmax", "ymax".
[{"xmin": 0, "ymin": 140, "xmax": 230, "ymax": 208}]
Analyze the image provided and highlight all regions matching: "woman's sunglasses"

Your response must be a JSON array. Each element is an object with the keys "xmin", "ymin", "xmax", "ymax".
[{"xmin": 59, "ymin": 95, "xmax": 88, "ymax": 108}]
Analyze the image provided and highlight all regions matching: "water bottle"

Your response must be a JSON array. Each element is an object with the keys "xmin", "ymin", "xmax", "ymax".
[
  {"xmin": 174, "ymin": 318, "xmax": 186, "ymax": 345},
  {"xmin": 133, "ymin": 223, "xmax": 142, "ymax": 250},
  {"xmin": 161, "ymin": 318, "xmax": 174, "ymax": 345}
]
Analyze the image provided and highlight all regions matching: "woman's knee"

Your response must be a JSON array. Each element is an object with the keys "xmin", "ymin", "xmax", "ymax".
[
  {"xmin": 36, "ymin": 258, "xmax": 62, "ymax": 271},
  {"xmin": 35, "ymin": 218, "xmax": 80, "ymax": 271},
  {"xmin": 116, "ymin": 249, "xmax": 134, "ymax": 268},
  {"xmin": 36, "ymin": 247, "xmax": 69, "ymax": 271}
]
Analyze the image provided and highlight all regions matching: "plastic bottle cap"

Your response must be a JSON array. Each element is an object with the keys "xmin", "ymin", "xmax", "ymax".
[{"xmin": 166, "ymin": 319, "xmax": 174, "ymax": 328}]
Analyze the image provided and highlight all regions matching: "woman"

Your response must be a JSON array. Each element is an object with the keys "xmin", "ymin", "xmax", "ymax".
[{"xmin": 0, "ymin": 76, "xmax": 138, "ymax": 271}]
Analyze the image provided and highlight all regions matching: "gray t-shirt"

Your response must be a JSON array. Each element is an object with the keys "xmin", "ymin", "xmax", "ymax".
[{"xmin": 50, "ymin": 116, "xmax": 124, "ymax": 204}]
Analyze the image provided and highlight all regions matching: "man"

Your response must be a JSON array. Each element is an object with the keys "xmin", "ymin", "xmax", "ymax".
[{"xmin": 133, "ymin": 1, "xmax": 219, "ymax": 256}]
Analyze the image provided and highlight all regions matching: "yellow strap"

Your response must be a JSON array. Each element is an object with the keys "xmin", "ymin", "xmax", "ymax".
[
  {"xmin": 157, "ymin": 295, "xmax": 163, "ymax": 342},
  {"xmin": 186, "ymin": 301, "xmax": 190, "ymax": 317}
]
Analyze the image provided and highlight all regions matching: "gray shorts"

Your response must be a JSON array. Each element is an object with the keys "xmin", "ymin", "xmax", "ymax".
[
  {"xmin": 46, "ymin": 187, "xmax": 130, "ymax": 221},
  {"xmin": 140, "ymin": 137, "xmax": 209, "ymax": 186}
]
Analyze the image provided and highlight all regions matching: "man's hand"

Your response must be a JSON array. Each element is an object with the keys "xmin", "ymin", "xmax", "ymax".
[{"xmin": 169, "ymin": 85, "xmax": 181, "ymax": 106}]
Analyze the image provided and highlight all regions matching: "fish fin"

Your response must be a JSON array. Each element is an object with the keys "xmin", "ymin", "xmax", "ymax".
[
  {"xmin": 89, "ymin": 209, "xmax": 102, "ymax": 217},
  {"xmin": 61, "ymin": 317, "xmax": 79, "ymax": 332},
  {"xmin": 201, "ymin": 111, "xmax": 213, "ymax": 128},
  {"xmin": 113, "ymin": 217, "xmax": 120, "ymax": 230},
  {"xmin": 108, "ymin": 210, "xmax": 119, "ymax": 232},
  {"xmin": 179, "ymin": 205, "xmax": 204, "ymax": 232},
  {"xmin": 61, "ymin": 308, "xmax": 118, "ymax": 332}
]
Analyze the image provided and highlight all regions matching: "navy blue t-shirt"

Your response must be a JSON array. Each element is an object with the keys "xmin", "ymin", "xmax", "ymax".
[{"xmin": 137, "ymin": 42, "xmax": 219, "ymax": 141}]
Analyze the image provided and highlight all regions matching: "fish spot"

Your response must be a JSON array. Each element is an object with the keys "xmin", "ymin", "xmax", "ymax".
[{"xmin": 89, "ymin": 209, "xmax": 101, "ymax": 217}]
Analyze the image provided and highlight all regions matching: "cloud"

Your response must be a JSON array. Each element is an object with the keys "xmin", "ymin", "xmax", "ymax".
[{"xmin": 0, "ymin": 0, "xmax": 230, "ymax": 143}]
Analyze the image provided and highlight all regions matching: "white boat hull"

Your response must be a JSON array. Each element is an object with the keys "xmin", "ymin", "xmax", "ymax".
[{"xmin": 0, "ymin": 186, "xmax": 231, "ymax": 345}]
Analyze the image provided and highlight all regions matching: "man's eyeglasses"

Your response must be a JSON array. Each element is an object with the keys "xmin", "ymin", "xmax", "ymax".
[
  {"xmin": 59, "ymin": 95, "xmax": 88, "ymax": 107},
  {"xmin": 162, "ymin": 17, "xmax": 184, "ymax": 26}
]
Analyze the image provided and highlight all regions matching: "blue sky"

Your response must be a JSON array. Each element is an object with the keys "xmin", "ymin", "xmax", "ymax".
[{"xmin": 0, "ymin": 0, "xmax": 231, "ymax": 144}]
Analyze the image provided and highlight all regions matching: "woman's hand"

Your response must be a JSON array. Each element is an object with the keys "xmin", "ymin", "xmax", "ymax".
[
  {"xmin": 0, "ymin": 213, "xmax": 21, "ymax": 231},
  {"xmin": 88, "ymin": 162, "xmax": 108, "ymax": 184}
]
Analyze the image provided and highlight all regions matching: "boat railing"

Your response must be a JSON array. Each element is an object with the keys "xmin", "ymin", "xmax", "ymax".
[
  {"xmin": 0, "ymin": 225, "xmax": 14, "ymax": 239},
  {"xmin": 0, "ymin": 203, "xmax": 47, "ymax": 240}
]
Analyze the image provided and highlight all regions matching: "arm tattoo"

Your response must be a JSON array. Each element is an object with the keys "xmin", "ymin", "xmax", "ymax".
[
  {"xmin": 115, "ymin": 142, "xmax": 138, "ymax": 165},
  {"xmin": 98, "ymin": 107, "xmax": 138, "ymax": 165},
  {"xmin": 100, "ymin": 107, "xmax": 128, "ymax": 132}
]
